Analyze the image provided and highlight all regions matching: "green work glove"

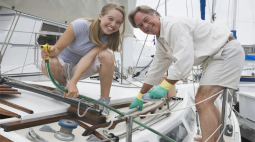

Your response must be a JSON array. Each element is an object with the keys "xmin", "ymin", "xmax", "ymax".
[
  {"xmin": 129, "ymin": 92, "xmax": 143, "ymax": 111},
  {"xmin": 149, "ymin": 80, "xmax": 173, "ymax": 99}
]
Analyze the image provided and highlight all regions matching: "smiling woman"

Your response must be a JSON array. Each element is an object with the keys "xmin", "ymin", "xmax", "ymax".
[{"xmin": 39, "ymin": 2, "xmax": 126, "ymax": 116}]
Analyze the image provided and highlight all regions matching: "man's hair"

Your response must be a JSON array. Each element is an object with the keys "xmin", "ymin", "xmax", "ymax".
[{"xmin": 128, "ymin": 5, "xmax": 161, "ymax": 28}]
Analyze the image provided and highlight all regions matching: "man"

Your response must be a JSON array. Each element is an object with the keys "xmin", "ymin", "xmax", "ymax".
[{"xmin": 128, "ymin": 5, "xmax": 244, "ymax": 142}]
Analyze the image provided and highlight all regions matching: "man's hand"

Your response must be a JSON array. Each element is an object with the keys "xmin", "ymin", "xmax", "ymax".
[
  {"xmin": 129, "ymin": 92, "xmax": 144, "ymax": 111},
  {"xmin": 63, "ymin": 81, "xmax": 79, "ymax": 98},
  {"xmin": 149, "ymin": 80, "xmax": 173, "ymax": 98}
]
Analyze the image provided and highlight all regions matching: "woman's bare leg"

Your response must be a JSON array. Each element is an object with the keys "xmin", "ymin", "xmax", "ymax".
[
  {"xmin": 41, "ymin": 57, "xmax": 66, "ymax": 84},
  {"xmin": 98, "ymin": 50, "xmax": 114, "ymax": 99}
]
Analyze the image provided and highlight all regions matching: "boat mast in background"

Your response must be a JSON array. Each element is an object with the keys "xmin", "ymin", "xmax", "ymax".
[{"xmin": 231, "ymin": 0, "xmax": 238, "ymax": 38}]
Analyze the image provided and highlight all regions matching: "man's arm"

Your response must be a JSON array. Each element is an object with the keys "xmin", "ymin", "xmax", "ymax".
[
  {"xmin": 166, "ymin": 23, "xmax": 194, "ymax": 81},
  {"xmin": 143, "ymin": 42, "xmax": 174, "ymax": 86}
]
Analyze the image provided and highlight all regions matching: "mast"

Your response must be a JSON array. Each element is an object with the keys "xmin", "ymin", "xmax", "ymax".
[
  {"xmin": 231, "ymin": 0, "xmax": 238, "ymax": 38},
  {"xmin": 200, "ymin": 0, "xmax": 206, "ymax": 20},
  {"xmin": 211, "ymin": 0, "xmax": 217, "ymax": 23}
]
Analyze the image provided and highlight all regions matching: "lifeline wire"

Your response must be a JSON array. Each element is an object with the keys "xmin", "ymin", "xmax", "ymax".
[
  {"xmin": 205, "ymin": 124, "xmax": 222, "ymax": 142},
  {"xmin": 139, "ymin": 90, "xmax": 224, "ymax": 117}
]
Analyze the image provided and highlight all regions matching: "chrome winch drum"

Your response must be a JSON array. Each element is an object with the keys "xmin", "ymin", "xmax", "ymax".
[{"xmin": 54, "ymin": 119, "xmax": 78, "ymax": 141}]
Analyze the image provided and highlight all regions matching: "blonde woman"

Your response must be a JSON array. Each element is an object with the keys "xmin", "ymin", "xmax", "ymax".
[{"xmin": 40, "ymin": 3, "xmax": 126, "ymax": 115}]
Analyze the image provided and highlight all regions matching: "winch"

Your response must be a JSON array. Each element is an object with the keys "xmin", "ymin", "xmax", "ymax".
[{"xmin": 54, "ymin": 119, "xmax": 78, "ymax": 141}]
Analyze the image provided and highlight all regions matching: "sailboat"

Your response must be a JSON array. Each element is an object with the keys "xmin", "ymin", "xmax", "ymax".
[{"xmin": 0, "ymin": 0, "xmax": 242, "ymax": 142}]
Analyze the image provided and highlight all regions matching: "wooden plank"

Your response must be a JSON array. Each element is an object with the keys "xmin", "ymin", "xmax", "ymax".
[
  {"xmin": 68, "ymin": 106, "xmax": 106, "ymax": 125},
  {"xmin": 0, "ymin": 85, "xmax": 12, "ymax": 88},
  {"xmin": 0, "ymin": 91, "xmax": 21, "ymax": 95},
  {"xmin": 0, "ymin": 135, "xmax": 13, "ymax": 142},
  {"xmin": 31, "ymin": 84, "xmax": 55, "ymax": 91},
  {"xmin": 135, "ymin": 101, "xmax": 166, "ymax": 119},
  {"xmin": 0, "ymin": 99, "xmax": 33, "ymax": 114},
  {"xmin": 70, "ymin": 118, "xmax": 109, "ymax": 142},
  {"xmin": 0, "ymin": 88, "xmax": 17, "ymax": 91},
  {"xmin": 0, "ymin": 107, "xmax": 21, "ymax": 118},
  {"xmin": 110, "ymin": 101, "xmax": 132, "ymax": 109},
  {"xmin": 0, "ymin": 112, "xmax": 74, "ymax": 132}
]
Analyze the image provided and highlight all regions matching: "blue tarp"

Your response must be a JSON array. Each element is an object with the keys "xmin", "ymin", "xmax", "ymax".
[{"xmin": 245, "ymin": 55, "xmax": 255, "ymax": 61}]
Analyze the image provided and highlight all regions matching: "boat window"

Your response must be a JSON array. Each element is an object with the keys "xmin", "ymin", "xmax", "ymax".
[
  {"xmin": 185, "ymin": 108, "xmax": 195, "ymax": 130},
  {"xmin": 41, "ymin": 23, "xmax": 65, "ymax": 33},
  {"xmin": 38, "ymin": 34, "xmax": 60, "ymax": 45},
  {"xmin": 38, "ymin": 23, "xmax": 66, "ymax": 45},
  {"xmin": 159, "ymin": 123, "xmax": 188, "ymax": 142}
]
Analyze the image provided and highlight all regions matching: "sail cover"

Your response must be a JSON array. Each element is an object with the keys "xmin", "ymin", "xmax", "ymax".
[{"xmin": 0, "ymin": 0, "xmax": 136, "ymax": 37}]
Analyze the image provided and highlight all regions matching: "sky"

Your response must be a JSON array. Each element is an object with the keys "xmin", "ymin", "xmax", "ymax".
[{"xmin": 134, "ymin": 0, "xmax": 255, "ymax": 45}]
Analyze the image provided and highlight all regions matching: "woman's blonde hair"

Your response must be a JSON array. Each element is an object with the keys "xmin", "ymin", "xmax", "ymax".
[{"xmin": 85, "ymin": 3, "xmax": 126, "ymax": 52}]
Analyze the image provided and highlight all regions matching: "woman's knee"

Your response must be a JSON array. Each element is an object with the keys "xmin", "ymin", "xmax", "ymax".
[
  {"xmin": 42, "ymin": 58, "xmax": 63, "ymax": 76},
  {"xmin": 98, "ymin": 50, "xmax": 114, "ymax": 65}
]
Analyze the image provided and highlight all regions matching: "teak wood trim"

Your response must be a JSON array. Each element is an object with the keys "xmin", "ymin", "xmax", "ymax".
[
  {"xmin": 82, "ymin": 119, "xmax": 125, "ymax": 136},
  {"xmin": 68, "ymin": 106, "xmax": 106, "ymax": 125},
  {"xmin": 0, "ymin": 88, "xmax": 17, "ymax": 91},
  {"xmin": 0, "ymin": 112, "xmax": 74, "ymax": 132},
  {"xmin": 0, "ymin": 99, "xmax": 33, "ymax": 114},
  {"xmin": 0, "ymin": 91, "xmax": 21, "ymax": 95},
  {"xmin": 70, "ymin": 118, "xmax": 109, "ymax": 141},
  {"xmin": 0, "ymin": 107, "xmax": 21, "ymax": 118},
  {"xmin": 31, "ymin": 84, "xmax": 55, "ymax": 91},
  {"xmin": 0, "ymin": 85, "xmax": 12, "ymax": 88},
  {"xmin": 110, "ymin": 101, "xmax": 132, "ymax": 109},
  {"xmin": 136, "ymin": 101, "xmax": 166, "ymax": 119},
  {"xmin": 0, "ymin": 135, "xmax": 13, "ymax": 142}
]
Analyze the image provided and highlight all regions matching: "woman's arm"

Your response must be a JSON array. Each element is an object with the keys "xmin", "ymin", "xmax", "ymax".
[
  {"xmin": 64, "ymin": 46, "xmax": 107, "ymax": 98},
  {"xmin": 41, "ymin": 24, "xmax": 75, "ymax": 59}
]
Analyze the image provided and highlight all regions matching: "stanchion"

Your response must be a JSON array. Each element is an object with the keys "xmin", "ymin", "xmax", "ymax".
[
  {"xmin": 126, "ymin": 115, "xmax": 133, "ymax": 142},
  {"xmin": 219, "ymin": 88, "xmax": 227, "ymax": 142}
]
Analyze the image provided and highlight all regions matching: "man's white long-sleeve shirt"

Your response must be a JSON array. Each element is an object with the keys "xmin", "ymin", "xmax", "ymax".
[{"xmin": 144, "ymin": 16, "xmax": 232, "ymax": 85}]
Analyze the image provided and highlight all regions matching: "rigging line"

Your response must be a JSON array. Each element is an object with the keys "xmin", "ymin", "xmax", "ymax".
[
  {"xmin": 205, "ymin": 124, "xmax": 222, "ymax": 142},
  {"xmin": 186, "ymin": 0, "xmax": 188, "ymax": 17},
  {"xmin": 192, "ymin": 68, "xmax": 195, "ymax": 97},
  {"xmin": 207, "ymin": 0, "xmax": 212, "ymax": 20},
  {"xmin": 191, "ymin": 0, "xmax": 194, "ymax": 18},
  {"xmin": 139, "ymin": 90, "xmax": 224, "ymax": 117},
  {"xmin": 2, "ymin": 61, "xmax": 37, "ymax": 74},
  {"xmin": 115, "ymin": 61, "xmax": 144, "ymax": 85},
  {"xmin": 215, "ymin": 0, "xmax": 223, "ymax": 25},
  {"xmin": 250, "ymin": 0, "xmax": 255, "ymax": 41},
  {"xmin": 0, "ymin": 12, "xmax": 17, "ymax": 53},
  {"xmin": 216, "ymin": 126, "xmax": 226, "ymax": 142},
  {"xmin": 133, "ymin": 0, "xmax": 161, "ymax": 74},
  {"xmin": 154, "ymin": 0, "xmax": 169, "ymax": 9},
  {"xmin": 2, "ymin": 13, "xmax": 21, "ymax": 57},
  {"xmin": 19, "ymin": 19, "xmax": 37, "ymax": 81},
  {"xmin": 226, "ymin": 0, "xmax": 231, "ymax": 30}
]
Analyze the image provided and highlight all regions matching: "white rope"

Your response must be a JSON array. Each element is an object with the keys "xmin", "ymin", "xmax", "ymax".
[
  {"xmin": 205, "ymin": 124, "xmax": 222, "ymax": 142},
  {"xmin": 139, "ymin": 90, "xmax": 224, "ymax": 117}
]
